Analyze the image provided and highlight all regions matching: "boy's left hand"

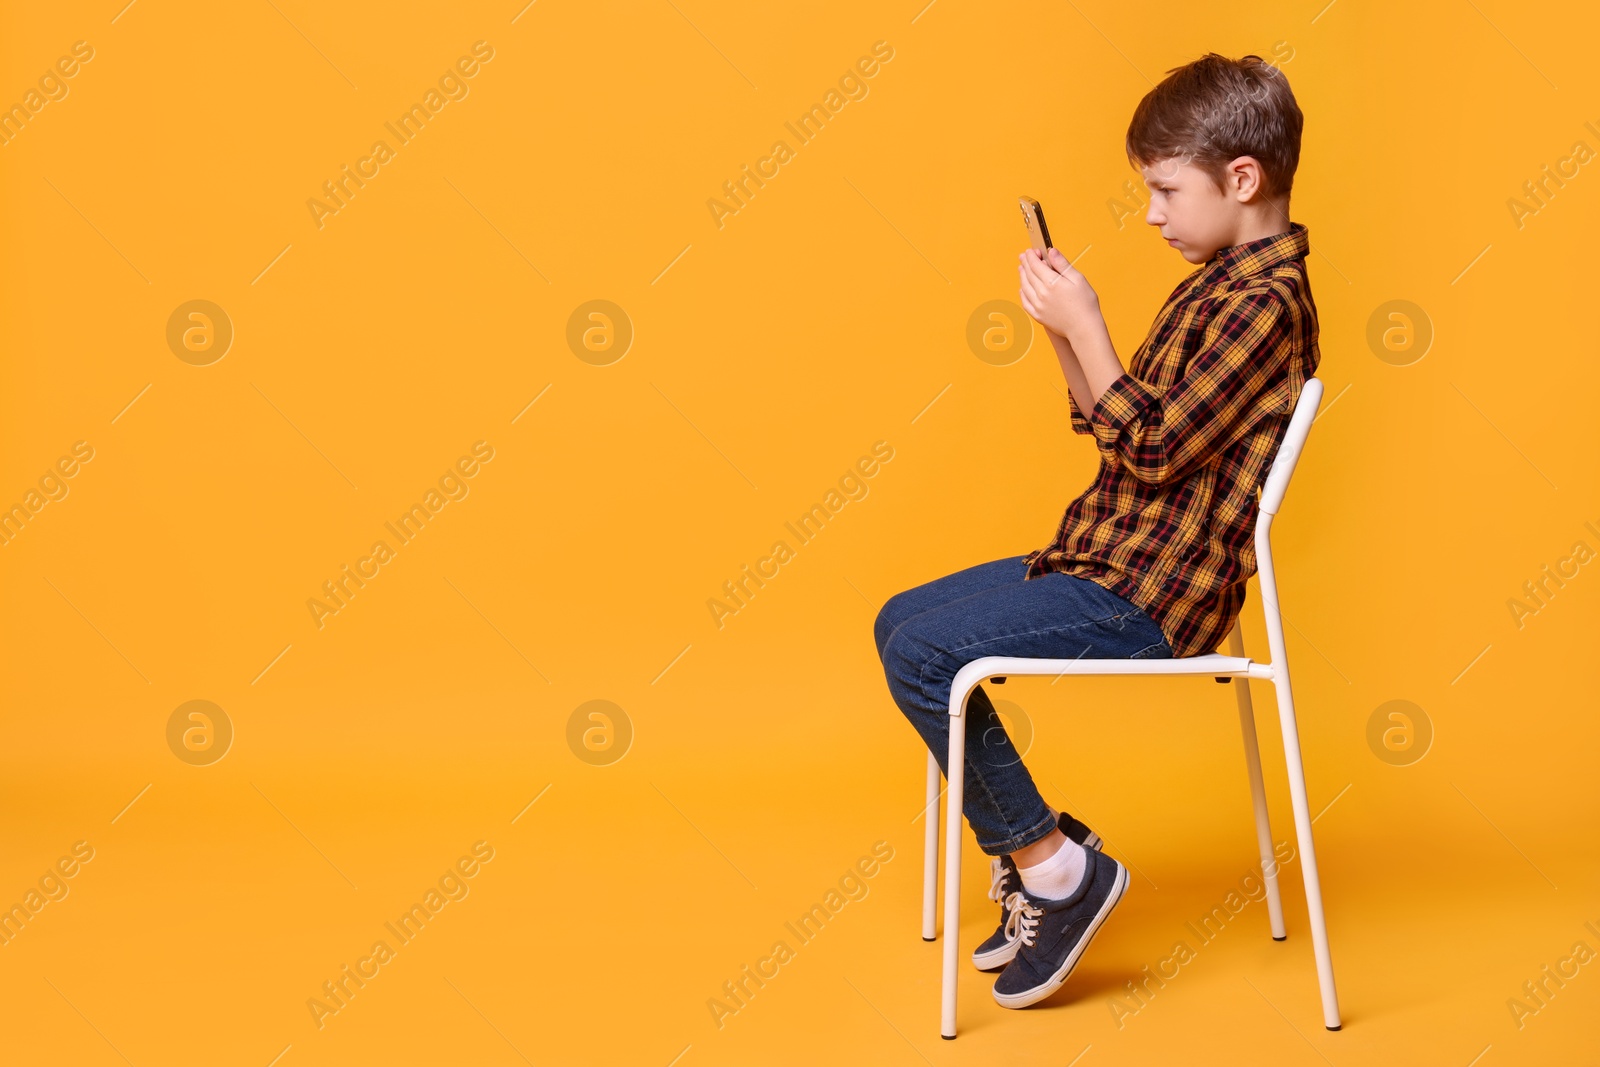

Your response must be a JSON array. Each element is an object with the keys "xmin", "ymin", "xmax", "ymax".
[{"xmin": 1018, "ymin": 247, "xmax": 1103, "ymax": 342}]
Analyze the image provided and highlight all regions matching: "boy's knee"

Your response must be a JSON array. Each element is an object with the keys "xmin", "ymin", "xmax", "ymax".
[
  {"xmin": 873, "ymin": 596, "xmax": 904, "ymax": 659},
  {"xmin": 877, "ymin": 613, "xmax": 930, "ymax": 676}
]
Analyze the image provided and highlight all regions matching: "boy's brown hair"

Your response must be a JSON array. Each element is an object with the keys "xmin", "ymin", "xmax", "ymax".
[{"xmin": 1125, "ymin": 53, "xmax": 1303, "ymax": 200}]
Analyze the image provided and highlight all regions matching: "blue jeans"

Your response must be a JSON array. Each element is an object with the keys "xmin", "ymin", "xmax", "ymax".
[{"xmin": 874, "ymin": 555, "xmax": 1173, "ymax": 857}]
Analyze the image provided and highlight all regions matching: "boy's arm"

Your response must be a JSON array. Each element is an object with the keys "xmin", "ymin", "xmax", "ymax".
[
  {"xmin": 1044, "ymin": 329, "xmax": 1096, "ymax": 435},
  {"xmin": 1071, "ymin": 282, "xmax": 1301, "ymax": 487},
  {"xmin": 1020, "ymin": 248, "xmax": 1123, "ymax": 434}
]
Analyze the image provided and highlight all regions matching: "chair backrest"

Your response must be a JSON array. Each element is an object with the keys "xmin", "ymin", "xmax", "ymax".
[{"xmin": 1258, "ymin": 376, "xmax": 1323, "ymax": 517}]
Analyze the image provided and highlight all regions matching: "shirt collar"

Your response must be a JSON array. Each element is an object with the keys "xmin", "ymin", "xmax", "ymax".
[{"xmin": 1209, "ymin": 221, "xmax": 1309, "ymax": 281}]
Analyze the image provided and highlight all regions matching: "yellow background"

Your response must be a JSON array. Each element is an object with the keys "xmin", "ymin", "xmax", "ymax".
[{"xmin": 2, "ymin": 1, "xmax": 1596, "ymax": 1063}]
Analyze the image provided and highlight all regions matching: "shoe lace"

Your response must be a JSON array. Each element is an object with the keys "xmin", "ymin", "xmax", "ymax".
[
  {"xmin": 1002, "ymin": 891, "xmax": 1044, "ymax": 948},
  {"xmin": 986, "ymin": 858, "xmax": 1012, "ymax": 903}
]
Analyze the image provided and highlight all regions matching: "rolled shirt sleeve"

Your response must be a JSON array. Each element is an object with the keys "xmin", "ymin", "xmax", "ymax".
[
  {"xmin": 1088, "ymin": 283, "xmax": 1296, "ymax": 486},
  {"xmin": 1066, "ymin": 388, "xmax": 1094, "ymax": 435}
]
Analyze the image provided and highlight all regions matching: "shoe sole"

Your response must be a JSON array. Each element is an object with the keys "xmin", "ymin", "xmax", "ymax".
[
  {"xmin": 971, "ymin": 940, "xmax": 1015, "ymax": 971},
  {"xmin": 970, "ymin": 835, "xmax": 1106, "ymax": 971},
  {"xmin": 991, "ymin": 861, "xmax": 1130, "ymax": 1009},
  {"xmin": 970, "ymin": 834, "xmax": 1105, "ymax": 972}
]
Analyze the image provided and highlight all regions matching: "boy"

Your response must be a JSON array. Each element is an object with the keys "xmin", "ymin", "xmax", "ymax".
[{"xmin": 873, "ymin": 52, "xmax": 1318, "ymax": 1011}]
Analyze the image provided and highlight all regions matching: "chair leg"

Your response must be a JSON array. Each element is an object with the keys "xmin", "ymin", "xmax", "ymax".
[
  {"xmin": 1273, "ymin": 666, "xmax": 1343, "ymax": 1030},
  {"xmin": 922, "ymin": 751, "xmax": 940, "ymax": 941},
  {"xmin": 940, "ymin": 698, "xmax": 967, "ymax": 1039},
  {"xmin": 1227, "ymin": 623, "xmax": 1287, "ymax": 940}
]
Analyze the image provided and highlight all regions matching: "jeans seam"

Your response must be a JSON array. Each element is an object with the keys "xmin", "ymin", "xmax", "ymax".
[
  {"xmin": 911, "ymin": 616, "xmax": 1149, "ymax": 855},
  {"xmin": 960, "ymin": 748, "xmax": 1055, "ymax": 855},
  {"xmin": 961, "ymin": 754, "xmax": 1015, "ymax": 852},
  {"xmin": 956, "ymin": 704, "xmax": 1034, "ymax": 852},
  {"xmin": 885, "ymin": 575, "xmax": 1161, "ymax": 856}
]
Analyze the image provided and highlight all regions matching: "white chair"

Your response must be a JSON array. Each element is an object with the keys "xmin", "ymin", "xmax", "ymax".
[{"xmin": 921, "ymin": 376, "xmax": 1340, "ymax": 1039}]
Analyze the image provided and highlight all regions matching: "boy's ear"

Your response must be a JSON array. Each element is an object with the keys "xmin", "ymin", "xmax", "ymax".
[{"xmin": 1225, "ymin": 155, "xmax": 1266, "ymax": 201}]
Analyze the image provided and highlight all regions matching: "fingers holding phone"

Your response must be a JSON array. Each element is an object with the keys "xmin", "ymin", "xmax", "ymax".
[{"xmin": 1017, "ymin": 195, "xmax": 1100, "ymax": 339}]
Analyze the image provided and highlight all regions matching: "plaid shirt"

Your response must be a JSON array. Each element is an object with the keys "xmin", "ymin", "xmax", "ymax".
[{"xmin": 1022, "ymin": 221, "xmax": 1320, "ymax": 658}]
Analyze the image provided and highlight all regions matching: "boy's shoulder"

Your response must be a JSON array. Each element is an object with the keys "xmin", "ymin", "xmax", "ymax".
[
  {"xmin": 1135, "ymin": 225, "xmax": 1318, "ymax": 402},
  {"xmin": 1157, "ymin": 225, "xmax": 1315, "ymax": 327}
]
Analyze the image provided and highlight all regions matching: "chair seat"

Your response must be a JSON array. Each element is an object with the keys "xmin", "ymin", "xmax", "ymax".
[{"xmin": 956, "ymin": 652, "xmax": 1272, "ymax": 686}]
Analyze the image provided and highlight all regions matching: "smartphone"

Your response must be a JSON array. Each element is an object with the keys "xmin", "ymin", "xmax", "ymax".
[{"xmin": 1019, "ymin": 196, "xmax": 1053, "ymax": 254}]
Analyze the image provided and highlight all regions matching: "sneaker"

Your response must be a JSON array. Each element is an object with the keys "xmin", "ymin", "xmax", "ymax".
[
  {"xmin": 971, "ymin": 812, "xmax": 1102, "ymax": 972},
  {"xmin": 1058, "ymin": 811, "xmax": 1101, "ymax": 851},
  {"xmin": 991, "ymin": 846, "xmax": 1130, "ymax": 1009}
]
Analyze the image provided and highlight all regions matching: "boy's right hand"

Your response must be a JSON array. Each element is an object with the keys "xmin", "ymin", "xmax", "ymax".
[{"xmin": 1018, "ymin": 247, "xmax": 1104, "ymax": 347}]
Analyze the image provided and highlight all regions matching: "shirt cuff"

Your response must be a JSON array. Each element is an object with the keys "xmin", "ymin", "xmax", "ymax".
[
  {"xmin": 1066, "ymin": 390, "xmax": 1093, "ymax": 435},
  {"xmin": 1089, "ymin": 372, "xmax": 1158, "ymax": 445}
]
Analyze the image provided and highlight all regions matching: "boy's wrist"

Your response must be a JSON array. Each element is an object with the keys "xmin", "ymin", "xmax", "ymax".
[
  {"xmin": 1045, "ymin": 326, "xmax": 1077, "ymax": 357},
  {"xmin": 1060, "ymin": 305, "xmax": 1106, "ymax": 355}
]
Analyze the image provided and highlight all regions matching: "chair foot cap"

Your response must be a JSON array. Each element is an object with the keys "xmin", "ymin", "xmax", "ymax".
[
  {"xmin": 1272, "ymin": 935, "xmax": 1287, "ymax": 942},
  {"xmin": 941, "ymin": 1034, "xmax": 956, "ymax": 1041},
  {"xmin": 922, "ymin": 936, "xmax": 936, "ymax": 942},
  {"xmin": 1326, "ymin": 1025, "xmax": 1341, "ymax": 1032}
]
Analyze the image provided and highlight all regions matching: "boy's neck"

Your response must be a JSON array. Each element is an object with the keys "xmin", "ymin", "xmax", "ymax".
[{"xmin": 1222, "ymin": 199, "xmax": 1293, "ymax": 250}]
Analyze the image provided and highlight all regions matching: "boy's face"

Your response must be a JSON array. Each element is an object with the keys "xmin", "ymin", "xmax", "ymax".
[{"xmin": 1140, "ymin": 156, "xmax": 1244, "ymax": 265}]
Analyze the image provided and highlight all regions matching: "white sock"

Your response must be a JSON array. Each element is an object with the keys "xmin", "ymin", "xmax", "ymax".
[{"xmin": 1017, "ymin": 838, "xmax": 1087, "ymax": 901}]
